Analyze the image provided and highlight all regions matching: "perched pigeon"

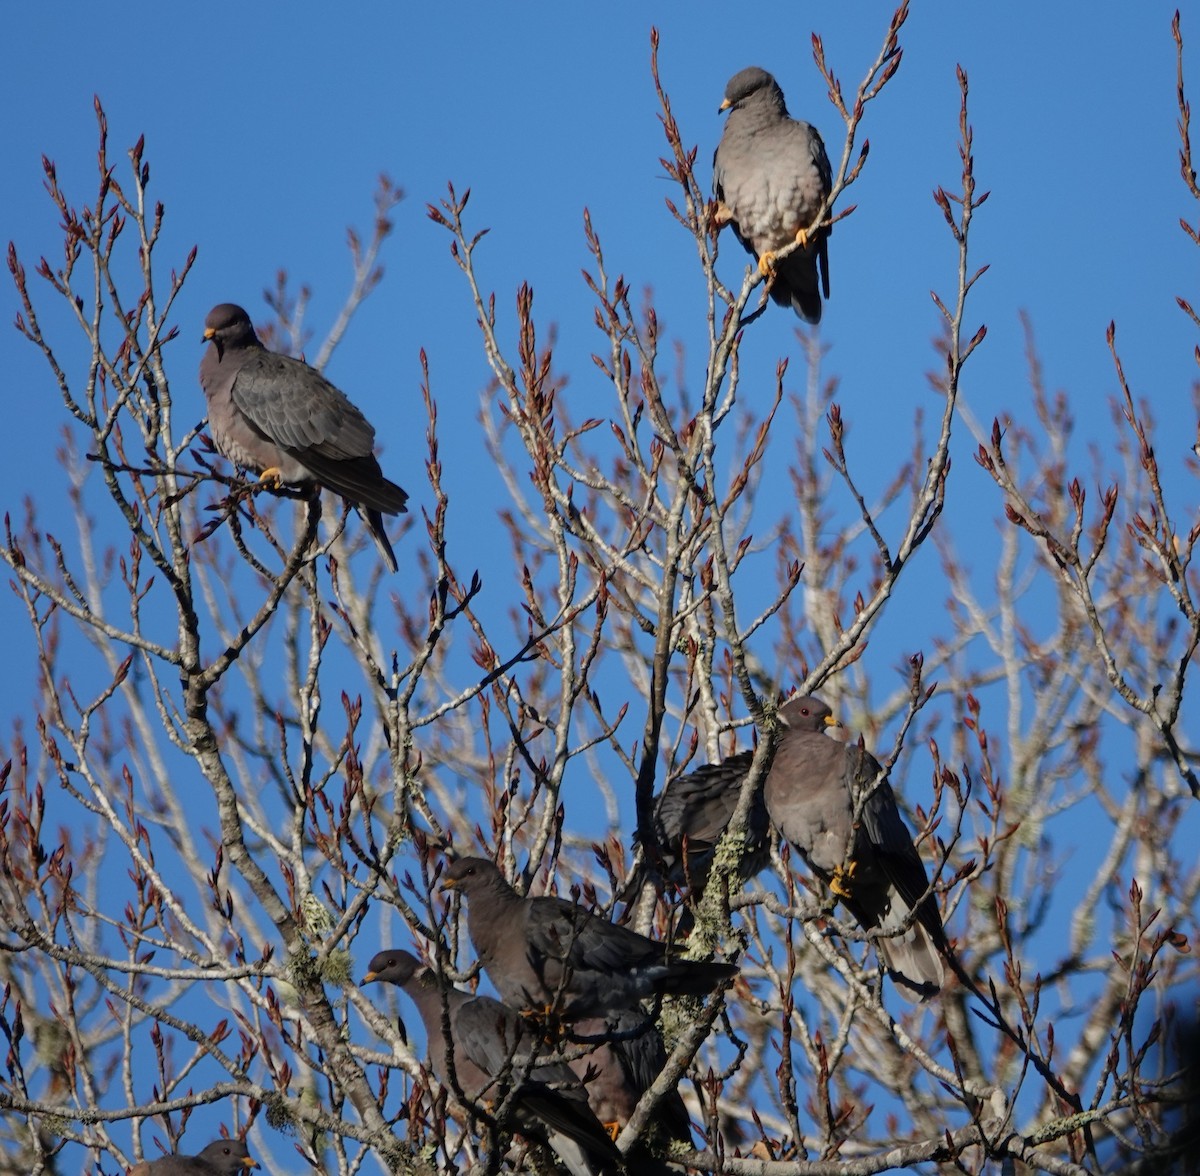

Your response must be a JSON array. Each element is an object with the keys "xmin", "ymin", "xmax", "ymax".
[
  {"xmin": 567, "ymin": 1011, "xmax": 692, "ymax": 1166},
  {"xmin": 628, "ymin": 746, "xmax": 773, "ymax": 913},
  {"xmin": 714, "ymin": 66, "xmax": 832, "ymax": 323},
  {"xmin": 199, "ymin": 303, "xmax": 408, "ymax": 571},
  {"xmin": 361, "ymin": 949, "xmax": 622, "ymax": 1176},
  {"xmin": 442, "ymin": 857, "xmax": 737, "ymax": 1019},
  {"xmin": 127, "ymin": 1138, "xmax": 259, "ymax": 1175},
  {"xmin": 763, "ymin": 695, "xmax": 947, "ymax": 999}
]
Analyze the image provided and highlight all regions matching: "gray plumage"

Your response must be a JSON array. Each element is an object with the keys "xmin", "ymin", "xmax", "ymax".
[
  {"xmin": 127, "ymin": 1139, "xmax": 259, "ymax": 1175},
  {"xmin": 443, "ymin": 857, "xmax": 737, "ymax": 1019},
  {"xmin": 763, "ymin": 695, "xmax": 947, "ymax": 1000},
  {"xmin": 632, "ymin": 747, "xmax": 772, "ymax": 911},
  {"xmin": 567, "ymin": 1012, "xmax": 692, "ymax": 1170},
  {"xmin": 713, "ymin": 66, "xmax": 832, "ymax": 323},
  {"xmin": 199, "ymin": 302, "xmax": 408, "ymax": 571},
  {"xmin": 361, "ymin": 949, "xmax": 622, "ymax": 1176}
]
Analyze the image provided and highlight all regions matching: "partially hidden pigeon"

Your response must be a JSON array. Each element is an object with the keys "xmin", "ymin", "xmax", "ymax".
[
  {"xmin": 127, "ymin": 1138, "xmax": 259, "ymax": 1175},
  {"xmin": 763, "ymin": 695, "xmax": 948, "ymax": 999},
  {"xmin": 199, "ymin": 303, "xmax": 408, "ymax": 571},
  {"xmin": 567, "ymin": 1011, "xmax": 692, "ymax": 1168},
  {"xmin": 714, "ymin": 66, "xmax": 832, "ymax": 323},
  {"xmin": 442, "ymin": 856, "xmax": 737, "ymax": 1019},
  {"xmin": 628, "ymin": 745, "xmax": 773, "ymax": 914},
  {"xmin": 361, "ymin": 949, "xmax": 622, "ymax": 1176}
]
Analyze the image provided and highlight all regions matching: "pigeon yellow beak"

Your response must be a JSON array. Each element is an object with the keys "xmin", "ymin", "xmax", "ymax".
[
  {"xmin": 824, "ymin": 714, "xmax": 842, "ymax": 730},
  {"xmin": 361, "ymin": 970, "xmax": 379, "ymax": 984},
  {"xmin": 202, "ymin": 326, "xmax": 216, "ymax": 342},
  {"xmin": 442, "ymin": 875, "xmax": 461, "ymax": 891},
  {"xmin": 719, "ymin": 97, "xmax": 732, "ymax": 112}
]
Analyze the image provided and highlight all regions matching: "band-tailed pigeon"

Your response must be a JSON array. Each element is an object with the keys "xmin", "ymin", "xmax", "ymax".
[
  {"xmin": 442, "ymin": 857, "xmax": 737, "ymax": 1019},
  {"xmin": 567, "ymin": 1011, "xmax": 692, "ymax": 1166},
  {"xmin": 199, "ymin": 303, "xmax": 408, "ymax": 571},
  {"xmin": 361, "ymin": 949, "xmax": 622, "ymax": 1176},
  {"xmin": 127, "ymin": 1138, "xmax": 259, "ymax": 1175},
  {"xmin": 763, "ymin": 695, "xmax": 947, "ymax": 999},
  {"xmin": 629, "ymin": 748, "xmax": 772, "ymax": 913},
  {"xmin": 713, "ymin": 66, "xmax": 832, "ymax": 323}
]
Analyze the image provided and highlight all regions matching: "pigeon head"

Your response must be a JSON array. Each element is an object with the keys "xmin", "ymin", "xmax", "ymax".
[
  {"xmin": 202, "ymin": 303, "xmax": 259, "ymax": 351},
  {"xmin": 720, "ymin": 66, "xmax": 786, "ymax": 114},
  {"xmin": 441, "ymin": 855, "xmax": 505, "ymax": 896},
  {"xmin": 194, "ymin": 1139, "xmax": 259, "ymax": 1173},
  {"xmin": 776, "ymin": 694, "xmax": 838, "ymax": 734},
  {"xmin": 360, "ymin": 949, "xmax": 423, "ymax": 989}
]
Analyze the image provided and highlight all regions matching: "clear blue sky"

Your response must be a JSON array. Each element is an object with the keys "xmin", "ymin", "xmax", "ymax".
[
  {"xmin": 2, "ymin": 2, "xmax": 1196, "ymax": 1170},
  {"xmin": 3, "ymin": 1, "xmax": 1193, "ymax": 537}
]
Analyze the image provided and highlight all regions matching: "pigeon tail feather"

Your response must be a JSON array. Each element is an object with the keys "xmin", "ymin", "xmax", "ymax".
[
  {"xmin": 362, "ymin": 507, "xmax": 399, "ymax": 573},
  {"xmin": 660, "ymin": 958, "xmax": 738, "ymax": 998},
  {"xmin": 876, "ymin": 924, "xmax": 945, "ymax": 1002},
  {"xmin": 771, "ymin": 251, "xmax": 824, "ymax": 324}
]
